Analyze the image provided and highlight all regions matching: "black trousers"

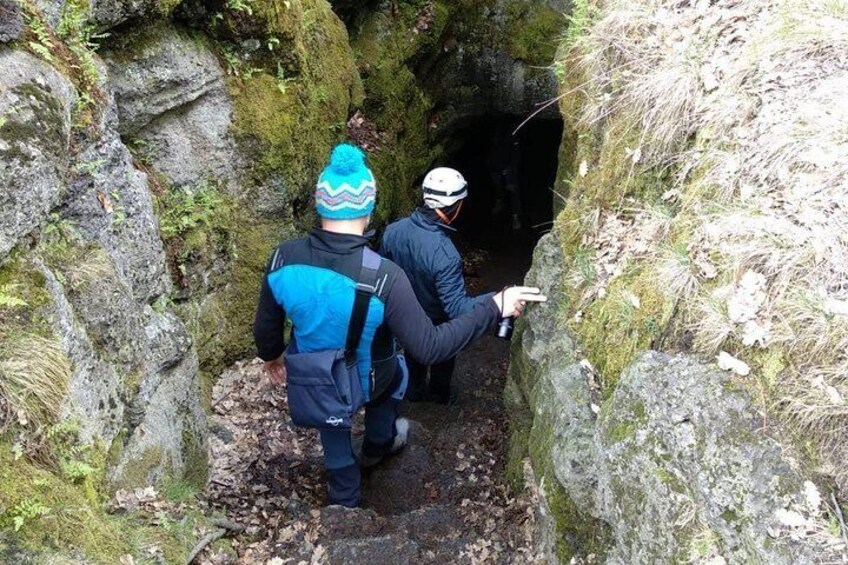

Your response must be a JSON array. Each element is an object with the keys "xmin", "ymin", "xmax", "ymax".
[{"xmin": 406, "ymin": 355, "xmax": 456, "ymax": 403}]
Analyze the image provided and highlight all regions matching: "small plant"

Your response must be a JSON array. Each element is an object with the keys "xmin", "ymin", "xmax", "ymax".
[
  {"xmin": 25, "ymin": 11, "xmax": 55, "ymax": 64},
  {"xmin": 162, "ymin": 478, "xmax": 200, "ymax": 503},
  {"xmin": 42, "ymin": 212, "xmax": 79, "ymax": 251},
  {"xmin": 10, "ymin": 498, "xmax": 51, "ymax": 532},
  {"xmin": 0, "ymin": 284, "xmax": 28, "ymax": 309},
  {"xmin": 158, "ymin": 180, "xmax": 229, "ymax": 241},
  {"xmin": 73, "ymin": 158, "xmax": 105, "ymax": 176},
  {"xmin": 561, "ymin": 0, "xmax": 599, "ymax": 53},
  {"xmin": 226, "ymin": 0, "xmax": 253, "ymax": 15},
  {"xmin": 276, "ymin": 62, "xmax": 296, "ymax": 94},
  {"xmin": 0, "ymin": 336, "xmax": 70, "ymax": 432}
]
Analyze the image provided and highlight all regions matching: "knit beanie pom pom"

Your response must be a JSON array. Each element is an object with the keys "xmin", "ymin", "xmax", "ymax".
[{"xmin": 328, "ymin": 144, "xmax": 365, "ymax": 176}]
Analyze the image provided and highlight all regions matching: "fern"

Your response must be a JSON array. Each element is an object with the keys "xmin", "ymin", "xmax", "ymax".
[{"xmin": 0, "ymin": 284, "xmax": 27, "ymax": 309}]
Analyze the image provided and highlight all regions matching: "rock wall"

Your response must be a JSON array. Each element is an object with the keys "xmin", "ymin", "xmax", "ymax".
[
  {"xmin": 510, "ymin": 0, "xmax": 848, "ymax": 561},
  {"xmin": 1, "ymin": 0, "xmax": 568, "ymax": 560},
  {"xmin": 509, "ymin": 235, "xmax": 841, "ymax": 563}
]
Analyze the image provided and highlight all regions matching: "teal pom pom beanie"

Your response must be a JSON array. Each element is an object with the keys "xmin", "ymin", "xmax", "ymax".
[{"xmin": 315, "ymin": 144, "xmax": 377, "ymax": 220}]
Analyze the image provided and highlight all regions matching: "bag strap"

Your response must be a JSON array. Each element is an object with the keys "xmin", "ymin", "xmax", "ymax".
[{"xmin": 344, "ymin": 249, "xmax": 381, "ymax": 364}]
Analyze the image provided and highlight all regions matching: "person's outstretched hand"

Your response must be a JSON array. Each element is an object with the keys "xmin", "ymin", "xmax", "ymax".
[
  {"xmin": 492, "ymin": 286, "xmax": 547, "ymax": 318},
  {"xmin": 264, "ymin": 356, "xmax": 286, "ymax": 385}
]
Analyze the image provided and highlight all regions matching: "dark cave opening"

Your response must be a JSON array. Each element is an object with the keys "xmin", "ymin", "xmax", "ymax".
[{"xmin": 438, "ymin": 115, "xmax": 564, "ymax": 252}]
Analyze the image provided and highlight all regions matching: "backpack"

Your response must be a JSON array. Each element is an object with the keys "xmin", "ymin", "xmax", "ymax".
[{"xmin": 283, "ymin": 249, "xmax": 380, "ymax": 430}]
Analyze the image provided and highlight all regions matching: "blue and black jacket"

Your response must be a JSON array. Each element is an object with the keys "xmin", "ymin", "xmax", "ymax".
[
  {"xmin": 253, "ymin": 228, "xmax": 499, "ymax": 401},
  {"xmin": 380, "ymin": 208, "xmax": 493, "ymax": 325}
]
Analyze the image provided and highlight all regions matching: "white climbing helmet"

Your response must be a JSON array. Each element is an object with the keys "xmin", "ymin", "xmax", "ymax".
[{"xmin": 422, "ymin": 167, "xmax": 468, "ymax": 209}]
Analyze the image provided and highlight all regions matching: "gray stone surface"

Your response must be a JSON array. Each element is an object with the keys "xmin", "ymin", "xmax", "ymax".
[
  {"xmin": 91, "ymin": 0, "xmax": 175, "ymax": 31},
  {"xmin": 109, "ymin": 348, "xmax": 208, "ymax": 490},
  {"xmin": 61, "ymin": 89, "xmax": 170, "ymax": 302},
  {"xmin": 32, "ymin": 0, "xmax": 66, "ymax": 29},
  {"xmin": 513, "ymin": 234, "xmax": 835, "ymax": 563},
  {"xmin": 0, "ymin": 0, "xmax": 23, "ymax": 43},
  {"xmin": 103, "ymin": 24, "xmax": 223, "ymax": 135},
  {"xmin": 326, "ymin": 536, "xmax": 419, "ymax": 565},
  {"xmin": 41, "ymin": 259, "xmax": 128, "ymax": 445},
  {"xmin": 598, "ymin": 352, "xmax": 816, "ymax": 564},
  {"xmin": 0, "ymin": 50, "xmax": 75, "ymax": 259},
  {"xmin": 0, "ymin": 40, "xmax": 206, "ymax": 491},
  {"xmin": 103, "ymin": 23, "xmax": 244, "ymax": 190}
]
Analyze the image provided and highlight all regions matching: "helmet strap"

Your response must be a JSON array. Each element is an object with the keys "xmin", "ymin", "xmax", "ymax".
[{"xmin": 436, "ymin": 200, "xmax": 463, "ymax": 225}]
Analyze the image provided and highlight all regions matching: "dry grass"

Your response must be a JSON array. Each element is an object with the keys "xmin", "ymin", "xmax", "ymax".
[
  {"xmin": 0, "ymin": 335, "xmax": 71, "ymax": 433},
  {"xmin": 558, "ymin": 0, "xmax": 848, "ymax": 487},
  {"xmin": 64, "ymin": 247, "xmax": 117, "ymax": 291}
]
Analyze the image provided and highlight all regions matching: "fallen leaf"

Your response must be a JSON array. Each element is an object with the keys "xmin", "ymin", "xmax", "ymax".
[
  {"xmin": 775, "ymin": 508, "xmax": 807, "ymax": 528},
  {"xmin": 717, "ymin": 351, "xmax": 750, "ymax": 376},
  {"xmin": 97, "ymin": 191, "xmax": 114, "ymax": 214}
]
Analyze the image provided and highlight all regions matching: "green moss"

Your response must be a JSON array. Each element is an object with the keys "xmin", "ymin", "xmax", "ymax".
[
  {"xmin": 177, "ymin": 217, "xmax": 289, "ymax": 389},
  {"xmin": 503, "ymin": 2, "xmax": 566, "ymax": 67},
  {"xmin": 1, "ymin": 435, "xmax": 218, "ymax": 563},
  {"xmin": 503, "ymin": 374, "xmax": 532, "ymax": 489},
  {"xmin": 226, "ymin": 0, "xmax": 359, "ymax": 207},
  {"xmin": 570, "ymin": 266, "xmax": 675, "ymax": 393},
  {"xmin": 156, "ymin": 0, "xmax": 182, "ymax": 15},
  {"xmin": 109, "ymin": 447, "xmax": 164, "ymax": 493},
  {"xmin": 0, "ymin": 254, "xmax": 53, "ymax": 343},
  {"xmin": 348, "ymin": 1, "xmax": 464, "ymax": 225},
  {"xmin": 527, "ymin": 406, "xmax": 610, "ymax": 561},
  {"xmin": 180, "ymin": 426, "xmax": 208, "ymax": 490},
  {"xmin": 0, "ymin": 84, "xmax": 68, "ymax": 164},
  {"xmin": 0, "ymin": 444, "xmax": 129, "ymax": 562}
]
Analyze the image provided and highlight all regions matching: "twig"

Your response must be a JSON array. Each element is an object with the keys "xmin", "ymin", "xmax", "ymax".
[
  {"xmin": 184, "ymin": 529, "xmax": 225, "ymax": 565},
  {"xmin": 830, "ymin": 492, "xmax": 848, "ymax": 548},
  {"xmin": 211, "ymin": 518, "xmax": 245, "ymax": 531},
  {"xmin": 184, "ymin": 520, "xmax": 245, "ymax": 565},
  {"xmin": 512, "ymin": 93, "xmax": 566, "ymax": 135}
]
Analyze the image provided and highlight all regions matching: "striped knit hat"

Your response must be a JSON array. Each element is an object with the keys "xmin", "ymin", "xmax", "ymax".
[{"xmin": 315, "ymin": 144, "xmax": 377, "ymax": 220}]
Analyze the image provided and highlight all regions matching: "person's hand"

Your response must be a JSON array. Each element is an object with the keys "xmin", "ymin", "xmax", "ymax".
[
  {"xmin": 264, "ymin": 356, "xmax": 286, "ymax": 385},
  {"xmin": 492, "ymin": 286, "xmax": 547, "ymax": 318}
]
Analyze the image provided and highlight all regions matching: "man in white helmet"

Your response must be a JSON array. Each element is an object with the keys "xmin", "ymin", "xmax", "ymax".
[{"xmin": 379, "ymin": 167, "xmax": 495, "ymax": 404}]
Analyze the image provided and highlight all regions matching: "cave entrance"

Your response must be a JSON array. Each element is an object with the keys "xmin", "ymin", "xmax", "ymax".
[{"xmin": 440, "ymin": 115, "xmax": 563, "ymax": 252}]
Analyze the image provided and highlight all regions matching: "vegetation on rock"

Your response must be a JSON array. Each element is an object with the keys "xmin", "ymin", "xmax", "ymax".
[{"xmin": 549, "ymin": 0, "xmax": 848, "ymax": 504}]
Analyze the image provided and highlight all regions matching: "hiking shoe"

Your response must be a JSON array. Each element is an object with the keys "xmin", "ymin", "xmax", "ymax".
[
  {"xmin": 430, "ymin": 390, "xmax": 460, "ymax": 406},
  {"xmin": 358, "ymin": 417, "xmax": 410, "ymax": 468}
]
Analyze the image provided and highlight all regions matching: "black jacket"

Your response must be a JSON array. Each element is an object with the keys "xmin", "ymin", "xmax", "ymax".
[{"xmin": 253, "ymin": 229, "xmax": 499, "ymax": 388}]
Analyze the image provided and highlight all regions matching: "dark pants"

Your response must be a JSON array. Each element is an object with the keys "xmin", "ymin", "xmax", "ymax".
[
  {"xmin": 318, "ymin": 366, "xmax": 405, "ymax": 507},
  {"xmin": 406, "ymin": 355, "xmax": 455, "ymax": 403}
]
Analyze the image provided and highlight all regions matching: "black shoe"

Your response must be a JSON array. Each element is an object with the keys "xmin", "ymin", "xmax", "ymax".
[
  {"xmin": 430, "ymin": 390, "xmax": 460, "ymax": 406},
  {"xmin": 405, "ymin": 389, "xmax": 429, "ymax": 403}
]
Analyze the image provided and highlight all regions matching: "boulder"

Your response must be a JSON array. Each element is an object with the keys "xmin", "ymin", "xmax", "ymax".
[
  {"xmin": 90, "ymin": 0, "xmax": 179, "ymax": 30},
  {"xmin": 0, "ymin": 50, "xmax": 75, "ymax": 259},
  {"xmin": 511, "ymin": 234, "xmax": 838, "ymax": 563},
  {"xmin": 0, "ymin": 0, "xmax": 23, "ymax": 43},
  {"xmin": 103, "ymin": 23, "xmax": 244, "ymax": 190},
  {"xmin": 61, "ymin": 89, "xmax": 171, "ymax": 303}
]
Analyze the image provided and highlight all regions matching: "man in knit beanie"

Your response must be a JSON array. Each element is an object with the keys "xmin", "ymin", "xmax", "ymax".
[{"xmin": 254, "ymin": 144, "xmax": 545, "ymax": 507}]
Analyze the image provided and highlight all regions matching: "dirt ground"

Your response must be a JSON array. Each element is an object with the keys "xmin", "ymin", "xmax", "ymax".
[{"xmin": 198, "ymin": 240, "xmax": 542, "ymax": 564}]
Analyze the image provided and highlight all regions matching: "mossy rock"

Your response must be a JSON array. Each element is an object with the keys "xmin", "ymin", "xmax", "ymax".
[
  {"xmin": 225, "ymin": 0, "xmax": 360, "ymax": 212},
  {"xmin": 503, "ymin": 1, "xmax": 566, "ymax": 67},
  {"xmin": 527, "ymin": 391, "xmax": 610, "ymax": 561},
  {"xmin": 0, "ymin": 254, "xmax": 53, "ymax": 342},
  {"xmin": 0, "ymin": 448, "xmax": 129, "ymax": 562}
]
